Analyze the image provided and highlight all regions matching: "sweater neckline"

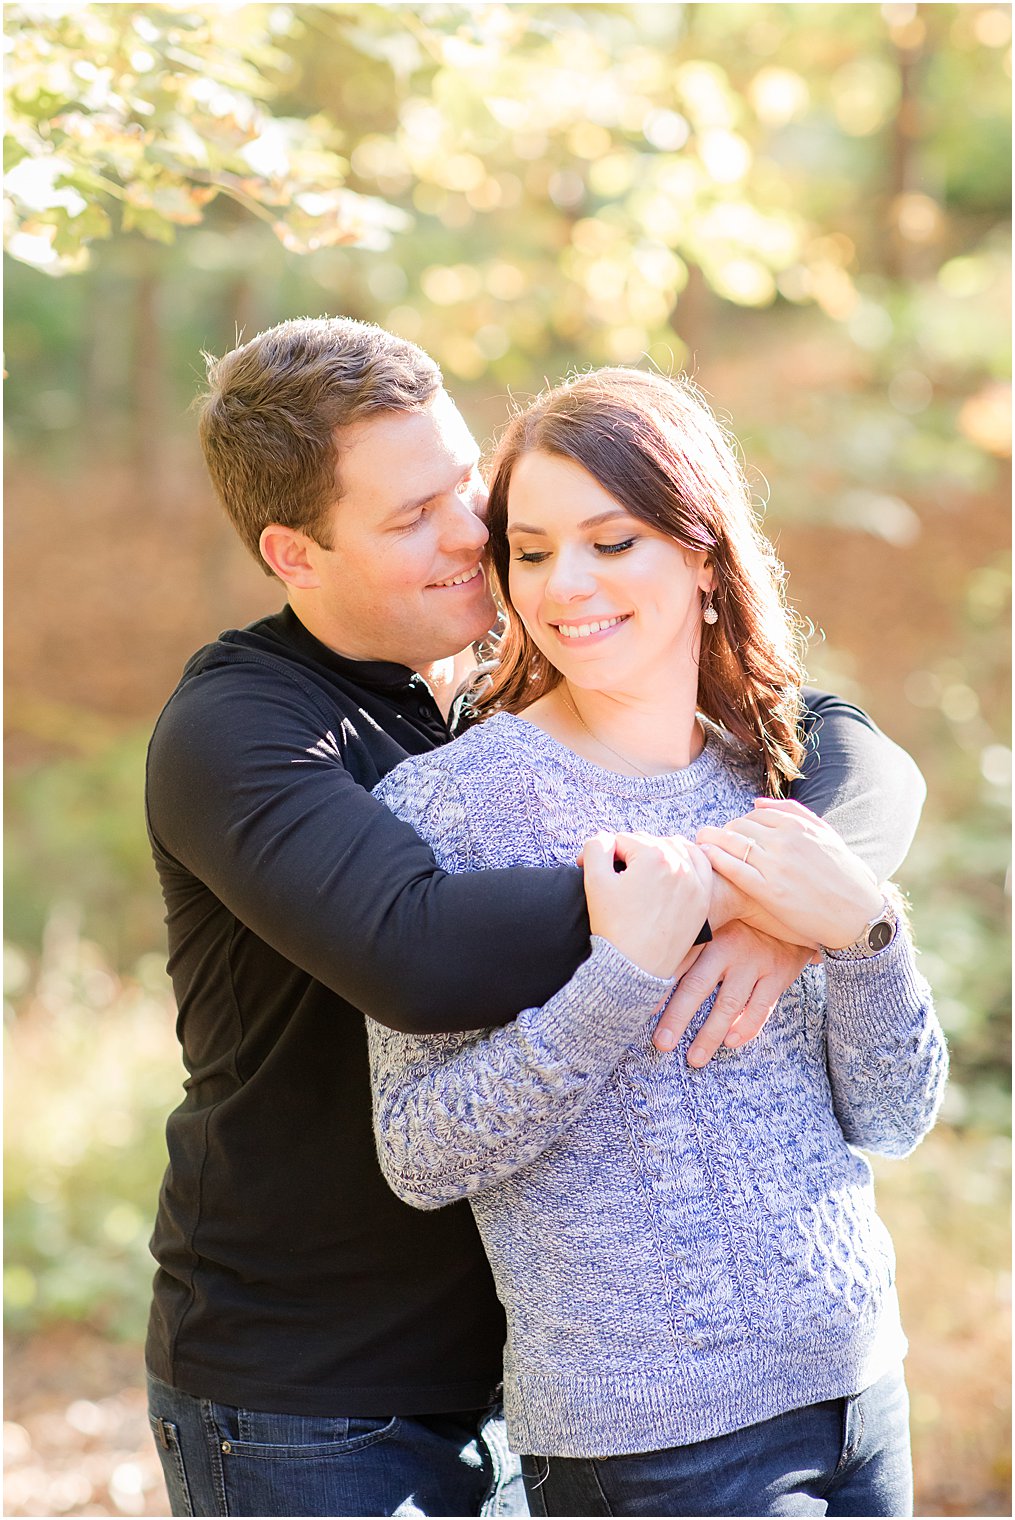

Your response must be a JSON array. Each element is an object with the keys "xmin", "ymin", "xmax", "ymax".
[{"xmin": 487, "ymin": 710, "xmax": 728, "ymax": 795}]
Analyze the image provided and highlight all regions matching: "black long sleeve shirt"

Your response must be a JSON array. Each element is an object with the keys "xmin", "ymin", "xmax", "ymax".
[{"xmin": 145, "ymin": 605, "xmax": 925, "ymax": 1416}]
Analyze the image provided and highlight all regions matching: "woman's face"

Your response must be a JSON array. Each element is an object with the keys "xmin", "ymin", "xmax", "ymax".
[{"xmin": 505, "ymin": 449, "xmax": 712, "ymax": 696}]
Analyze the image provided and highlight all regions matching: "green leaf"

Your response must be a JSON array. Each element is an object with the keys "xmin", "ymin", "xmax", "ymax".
[
  {"xmin": 119, "ymin": 203, "xmax": 177, "ymax": 244},
  {"xmin": 3, "ymin": 135, "xmax": 30, "ymax": 173}
]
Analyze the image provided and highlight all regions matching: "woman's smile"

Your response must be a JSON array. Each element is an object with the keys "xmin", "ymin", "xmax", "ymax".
[
  {"xmin": 551, "ymin": 613, "xmax": 632, "ymax": 643},
  {"xmin": 505, "ymin": 450, "xmax": 711, "ymax": 696}
]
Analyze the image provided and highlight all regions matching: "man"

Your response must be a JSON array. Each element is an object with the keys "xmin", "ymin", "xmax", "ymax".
[{"xmin": 144, "ymin": 316, "xmax": 925, "ymax": 1517}]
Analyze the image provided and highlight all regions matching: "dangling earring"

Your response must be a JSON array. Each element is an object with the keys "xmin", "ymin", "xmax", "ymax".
[{"xmin": 702, "ymin": 594, "xmax": 718, "ymax": 625}]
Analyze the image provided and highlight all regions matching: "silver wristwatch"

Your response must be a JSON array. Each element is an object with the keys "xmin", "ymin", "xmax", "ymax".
[{"xmin": 824, "ymin": 898, "xmax": 899, "ymax": 960}]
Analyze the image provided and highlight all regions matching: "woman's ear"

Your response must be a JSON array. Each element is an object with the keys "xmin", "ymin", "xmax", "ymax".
[
  {"xmin": 259, "ymin": 525, "xmax": 322, "ymax": 589},
  {"xmin": 697, "ymin": 553, "xmax": 715, "ymax": 597}
]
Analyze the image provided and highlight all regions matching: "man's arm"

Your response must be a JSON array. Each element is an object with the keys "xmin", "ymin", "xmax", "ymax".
[
  {"xmin": 370, "ymin": 831, "xmax": 710, "ymax": 1209},
  {"xmin": 147, "ymin": 661, "xmax": 590, "ymax": 1035},
  {"xmin": 149, "ymin": 665, "xmax": 923, "ymax": 1045},
  {"xmin": 791, "ymin": 687, "xmax": 926, "ymax": 877}
]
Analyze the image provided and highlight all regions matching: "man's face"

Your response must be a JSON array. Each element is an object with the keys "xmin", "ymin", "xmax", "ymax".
[{"xmin": 301, "ymin": 389, "xmax": 497, "ymax": 668}]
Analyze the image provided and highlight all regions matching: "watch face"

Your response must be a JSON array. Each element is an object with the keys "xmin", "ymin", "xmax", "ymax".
[{"xmin": 868, "ymin": 919, "xmax": 894, "ymax": 952}]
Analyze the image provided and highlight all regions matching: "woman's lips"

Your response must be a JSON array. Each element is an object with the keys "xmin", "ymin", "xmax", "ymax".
[{"xmin": 551, "ymin": 613, "xmax": 631, "ymax": 642}]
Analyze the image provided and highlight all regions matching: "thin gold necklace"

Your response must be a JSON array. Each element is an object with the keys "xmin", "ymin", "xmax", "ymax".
[{"xmin": 559, "ymin": 687, "xmax": 656, "ymax": 777}]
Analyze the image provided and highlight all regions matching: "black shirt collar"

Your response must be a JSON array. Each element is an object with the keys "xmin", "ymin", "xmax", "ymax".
[{"xmin": 271, "ymin": 605, "xmax": 426, "ymax": 695}]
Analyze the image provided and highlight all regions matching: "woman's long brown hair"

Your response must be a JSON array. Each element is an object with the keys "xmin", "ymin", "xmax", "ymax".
[{"xmin": 477, "ymin": 368, "xmax": 806, "ymax": 796}]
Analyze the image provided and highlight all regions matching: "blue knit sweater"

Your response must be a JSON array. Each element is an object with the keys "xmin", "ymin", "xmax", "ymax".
[{"xmin": 369, "ymin": 714, "xmax": 947, "ymax": 1458}]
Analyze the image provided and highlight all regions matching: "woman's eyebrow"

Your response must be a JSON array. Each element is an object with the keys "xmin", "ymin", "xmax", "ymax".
[{"xmin": 507, "ymin": 509, "xmax": 633, "ymax": 536}]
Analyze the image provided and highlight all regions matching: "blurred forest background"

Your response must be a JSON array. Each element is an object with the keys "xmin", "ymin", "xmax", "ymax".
[{"xmin": 3, "ymin": 3, "xmax": 1010, "ymax": 1516}]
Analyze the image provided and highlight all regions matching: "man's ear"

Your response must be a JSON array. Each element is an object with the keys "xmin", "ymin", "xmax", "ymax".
[{"xmin": 259, "ymin": 525, "xmax": 322, "ymax": 589}]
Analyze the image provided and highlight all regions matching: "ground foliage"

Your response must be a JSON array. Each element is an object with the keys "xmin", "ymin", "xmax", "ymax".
[{"xmin": 3, "ymin": 959, "xmax": 1010, "ymax": 1516}]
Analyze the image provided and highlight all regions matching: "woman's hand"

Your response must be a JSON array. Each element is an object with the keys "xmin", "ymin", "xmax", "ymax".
[
  {"xmin": 581, "ymin": 831, "xmax": 711, "ymax": 980},
  {"xmin": 696, "ymin": 798, "xmax": 884, "ymax": 950},
  {"xmin": 706, "ymin": 871, "xmax": 811, "ymax": 946}
]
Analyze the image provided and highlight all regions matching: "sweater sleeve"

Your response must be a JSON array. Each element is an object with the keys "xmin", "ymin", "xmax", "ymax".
[
  {"xmin": 821, "ymin": 934, "xmax": 948, "ymax": 1157},
  {"xmin": 793, "ymin": 689, "xmax": 926, "ymax": 880},
  {"xmin": 369, "ymin": 936, "xmax": 674, "ymax": 1209},
  {"xmin": 370, "ymin": 749, "xmax": 675, "ymax": 1208}
]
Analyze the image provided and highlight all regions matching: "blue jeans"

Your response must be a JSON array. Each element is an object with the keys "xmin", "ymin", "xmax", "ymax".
[
  {"xmin": 147, "ymin": 1371, "xmax": 528, "ymax": 1517},
  {"xmin": 521, "ymin": 1367, "xmax": 912, "ymax": 1517}
]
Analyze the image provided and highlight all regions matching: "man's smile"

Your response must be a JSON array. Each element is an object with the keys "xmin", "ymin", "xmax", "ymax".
[{"xmin": 430, "ymin": 564, "xmax": 484, "ymax": 589}]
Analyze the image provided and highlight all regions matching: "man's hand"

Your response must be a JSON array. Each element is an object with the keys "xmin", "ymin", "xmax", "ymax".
[
  {"xmin": 581, "ymin": 831, "xmax": 711, "ymax": 980},
  {"xmin": 652, "ymin": 923, "xmax": 813, "ymax": 1064},
  {"xmin": 697, "ymin": 798, "xmax": 883, "ymax": 950}
]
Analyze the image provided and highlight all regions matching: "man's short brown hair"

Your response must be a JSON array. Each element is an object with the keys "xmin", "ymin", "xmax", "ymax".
[{"xmin": 197, "ymin": 316, "xmax": 443, "ymax": 573}]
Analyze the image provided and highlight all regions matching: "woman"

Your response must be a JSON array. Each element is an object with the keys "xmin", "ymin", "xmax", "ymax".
[{"xmin": 368, "ymin": 369, "xmax": 947, "ymax": 1517}]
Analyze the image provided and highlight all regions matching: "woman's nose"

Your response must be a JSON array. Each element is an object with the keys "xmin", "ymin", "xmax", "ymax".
[{"xmin": 545, "ymin": 553, "xmax": 596, "ymax": 604}]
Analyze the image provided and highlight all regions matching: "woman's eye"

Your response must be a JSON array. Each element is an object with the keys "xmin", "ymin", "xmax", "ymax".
[
  {"xmin": 514, "ymin": 549, "xmax": 549, "ymax": 564},
  {"xmin": 595, "ymin": 538, "xmax": 636, "ymax": 556}
]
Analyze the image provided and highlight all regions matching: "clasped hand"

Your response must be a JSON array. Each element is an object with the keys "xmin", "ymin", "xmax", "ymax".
[
  {"xmin": 696, "ymin": 797, "xmax": 883, "ymax": 951},
  {"xmin": 580, "ymin": 831, "xmax": 712, "ymax": 983},
  {"xmin": 580, "ymin": 801, "xmax": 884, "ymax": 1068}
]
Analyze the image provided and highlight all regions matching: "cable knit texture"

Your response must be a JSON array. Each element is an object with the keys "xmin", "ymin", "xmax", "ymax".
[{"xmin": 369, "ymin": 713, "xmax": 947, "ymax": 1458}]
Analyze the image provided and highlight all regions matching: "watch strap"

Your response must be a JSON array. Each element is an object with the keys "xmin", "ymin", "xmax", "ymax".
[{"xmin": 824, "ymin": 898, "xmax": 899, "ymax": 961}]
